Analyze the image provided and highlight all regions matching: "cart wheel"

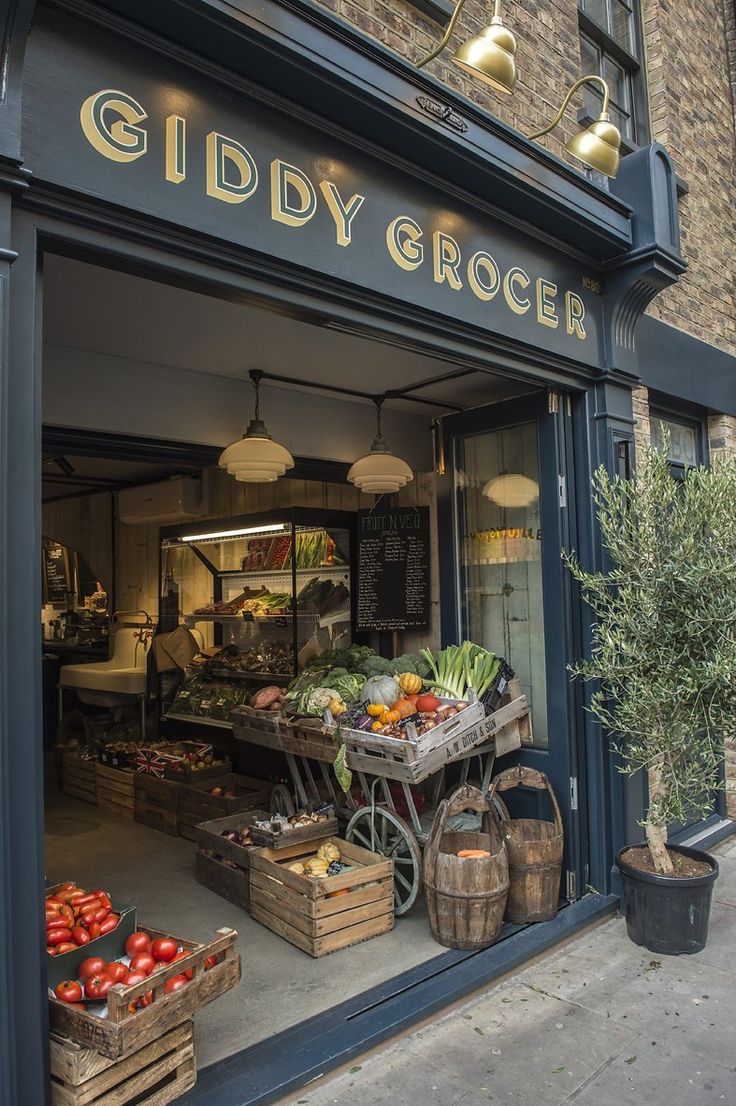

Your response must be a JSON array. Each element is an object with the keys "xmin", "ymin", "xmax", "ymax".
[
  {"xmin": 270, "ymin": 783, "xmax": 296, "ymax": 818},
  {"xmin": 442, "ymin": 780, "xmax": 510, "ymax": 823},
  {"xmin": 345, "ymin": 806, "xmax": 422, "ymax": 917}
]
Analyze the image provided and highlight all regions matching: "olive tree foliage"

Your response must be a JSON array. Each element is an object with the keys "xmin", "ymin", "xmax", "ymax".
[{"xmin": 564, "ymin": 435, "xmax": 736, "ymax": 873}]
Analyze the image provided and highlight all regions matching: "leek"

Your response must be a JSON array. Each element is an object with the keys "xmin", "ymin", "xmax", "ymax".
[{"xmin": 420, "ymin": 641, "xmax": 501, "ymax": 699}]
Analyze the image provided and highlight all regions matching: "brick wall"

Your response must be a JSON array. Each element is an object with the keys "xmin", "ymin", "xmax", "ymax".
[{"xmin": 314, "ymin": 0, "xmax": 736, "ymax": 356}]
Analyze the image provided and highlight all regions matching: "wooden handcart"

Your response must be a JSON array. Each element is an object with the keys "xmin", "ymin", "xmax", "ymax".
[{"xmin": 232, "ymin": 682, "xmax": 532, "ymax": 917}]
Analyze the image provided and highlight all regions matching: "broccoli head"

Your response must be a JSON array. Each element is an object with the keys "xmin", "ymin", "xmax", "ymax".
[{"xmin": 360, "ymin": 655, "xmax": 393, "ymax": 677}]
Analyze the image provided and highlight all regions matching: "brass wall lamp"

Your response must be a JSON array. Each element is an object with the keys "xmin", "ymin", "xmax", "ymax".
[
  {"xmin": 415, "ymin": 0, "xmax": 517, "ymax": 96},
  {"xmin": 415, "ymin": 1, "xmax": 621, "ymax": 178},
  {"xmin": 528, "ymin": 75, "xmax": 621, "ymax": 178}
]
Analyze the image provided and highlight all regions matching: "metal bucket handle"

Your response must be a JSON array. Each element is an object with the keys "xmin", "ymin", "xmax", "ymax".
[
  {"xmin": 488, "ymin": 766, "xmax": 563, "ymax": 837},
  {"xmin": 424, "ymin": 783, "xmax": 505, "ymax": 874}
]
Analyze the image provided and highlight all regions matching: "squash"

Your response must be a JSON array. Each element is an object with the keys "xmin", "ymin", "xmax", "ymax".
[
  {"xmin": 287, "ymin": 861, "xmax": 306, "ymax": 874},
  {"xmin": 398, "ymin": 672, "xmax": 422, "ymax": 695},
  {"xmin": 362, "ymin": 676, "xmax": 400, "ymax": 708},
  {"xmin": 305, "ymin": 857, "xmax": 329, "ymax": 876},
  {"xmin": 317, "ymin": 843, "xmax": 341, "ymax": 864},
  {"xmin": 366, "ymin": 703, "xmax": 386, "ymax": 717},
  {"xmin": 457, "ymin": 849, "xmax": 491, "ymax": 859},
  {"xmin": 394, "ymin": 698, "xmax": 417, "ymax": 719}
]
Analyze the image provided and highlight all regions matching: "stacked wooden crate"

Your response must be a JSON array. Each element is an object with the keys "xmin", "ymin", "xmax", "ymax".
[
  {"xmin": 177, "ymin": 774, "xmax": 271, "ymax": 842},
  {"xmin": 133, "ymin": 773, "xmax": 181, "ymax": 836},
  {"xmin": 94, "ymin": 763, "xmax": 135, "ymax": 819},
  {"xmin": 61, "ymin": 751, "xmax": 97, "ymax": 805},
  {"xmin": 48, "ymin": 925, "xmax": 240, "ymax": 1105}
]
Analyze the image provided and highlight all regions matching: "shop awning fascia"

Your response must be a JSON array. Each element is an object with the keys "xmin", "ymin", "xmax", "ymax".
[{"xmin": 91, "ymin": 0, "xmax": 634, "ymax": 262}]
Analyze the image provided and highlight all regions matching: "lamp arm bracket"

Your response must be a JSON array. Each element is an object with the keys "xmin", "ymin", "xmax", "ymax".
[
  {"xmin": 527, "ymin": 75, "xmax": 610, "ymax": 140},
  {"xmin": 415, "ymin": 0, "xmax": 500, "ymax": 69}
]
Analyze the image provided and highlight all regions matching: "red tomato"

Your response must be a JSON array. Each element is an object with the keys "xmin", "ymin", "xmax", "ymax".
[
  {"xmin": 55, "ymin": 943, "xmax": 77, "ymax": 955},
  {"xmin": 138, "ymin": 990, "xmax": 154, "ymax": 1007},
  {"xmin": 122, "ymin": 970, "xmax": 149, "ymax": 987},
  {"xmin": 164, "ymin": 974, "xmax": 189, "ymax": 994},
  {"xmin": 171, "ymin": 951, "xmax": 194, "ymax": 980},
  {"xmin": 84, "ymin": 975, "xmax": 113, "ymax": 1000},
  {"xmin": 103, "ymin": 962, "xmax": 128, "ymax": 984},
  {"xmin": 88, "ymin": 922, "xmax": 102, "ymax": 940},
  {"xmin": 54, "ymin": 887, "xmax": 82, "ymax": 904},
  {"xmin": 47, "ymin": 928, "xmax": 73, "ymax": 946},
  {"xmin": 416, "ymin": 693, "xmax": 441, "ymax": 713},
  {"xmin": 150, "ymin": 938, "xmax": 179, "ymax": 963},
  {"xmin": 71, "ymin": 926, "xmax": 90, "ymax": 946},
  {"xmin": 99, "ymin": 913, "xmax": 119, "ymax": 935},
  {"xmin": 203, "ymin": 954, "xmax": 217, "ymax": 971},
  {"xmin": 54, "ymin": 980, "xmax": 83, "ymax": 1004},
  {"xmin": 125, "ymin": 931, "xmax": 151, "ymax": 958},
  {"xmin": 79, "ymin": 956, "xmax": 106, "ymax": 980},
  {"xmin": 68, "ymin": 1003, "xmax": 86, "ymax": 1011},
  {"xmin": 91, "ymin": 891, "xmax": 112, "ymax": 909},
  {"xmin": 79, "ymin": 900, "xmax": 103, "ymax": 918},
  {"xmin": 69, "ymin": 892, "xmax": 97, "ymax": 907},
  {"xmin": 46, "ymin": 947, "xmax": 57, "ymax": 956},
  {"xmin": 129, "ymin": 952, "xmax": 156, "ymax": 975}
]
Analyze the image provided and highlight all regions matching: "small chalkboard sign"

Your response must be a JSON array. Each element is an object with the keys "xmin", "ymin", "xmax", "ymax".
[
  {"xmin": 44, "ymin": 545, "xmax": 70, "ymax": 604},
  {"xmin": 356, "ymin": 507, "xmax": 430, "ymax": 632}
]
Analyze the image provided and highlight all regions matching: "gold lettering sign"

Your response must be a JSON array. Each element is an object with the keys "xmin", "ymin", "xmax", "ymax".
[{"xmin": 79, "ymin": 89, "xmax": 590, "ymax": 343}]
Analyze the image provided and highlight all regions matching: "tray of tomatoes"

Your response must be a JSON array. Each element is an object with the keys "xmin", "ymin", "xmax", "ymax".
[
  {"xmin": 45, "ymin": 881, "xmax": 136, "ymax": 990},
  {"xmin": 50, "ymin": 928, "xmax": 215, "ymax": 1016},
  {"xmin": 48, "ymin": 923, "xmax": 240, "ymax": 1058}
]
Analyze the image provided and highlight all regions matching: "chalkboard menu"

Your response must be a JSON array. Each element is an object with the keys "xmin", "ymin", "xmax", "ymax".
[
  {"xmin": 356, "ymin": 507, "xmax": 430, "ymax": 632},
  {"xmin": 43, "ymin": 545, "xmax": 70, "ymax": 603}
]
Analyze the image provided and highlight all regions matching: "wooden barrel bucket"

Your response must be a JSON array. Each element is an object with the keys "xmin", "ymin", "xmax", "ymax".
[
  {"xmin": 489, "ymin": 767, "xmax": 564, "ymax": 924},
  {"xmin": 423, "ymin": 784, "xmax": 509, "ymax": 950}
]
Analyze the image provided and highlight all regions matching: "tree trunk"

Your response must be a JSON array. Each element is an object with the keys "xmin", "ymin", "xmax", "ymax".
[
  {"xmin": 647, "ymin": 760, "xmax": 674, "ymax": 875},
  {"xmin": 645, "ymin": 823, "xmax": 673, "ymax": 874}
]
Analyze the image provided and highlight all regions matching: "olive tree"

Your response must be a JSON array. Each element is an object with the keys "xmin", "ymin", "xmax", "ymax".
[{"xmin": 564, "ymin": 437, "xmax": 736, "ymax": 874}]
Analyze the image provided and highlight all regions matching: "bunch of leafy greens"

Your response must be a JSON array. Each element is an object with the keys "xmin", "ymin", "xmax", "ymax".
[{"xmin": 284, "ymin": 667, "xmax": 364, "ymax": 715}]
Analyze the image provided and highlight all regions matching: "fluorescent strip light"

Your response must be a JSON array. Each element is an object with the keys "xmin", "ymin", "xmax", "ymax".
[{"xmin": 180, "ymin": 524, "xmax": 287, "ymax": 542}]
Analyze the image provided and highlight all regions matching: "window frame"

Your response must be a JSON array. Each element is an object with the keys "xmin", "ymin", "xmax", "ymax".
[
  {"xmin": 649, "ymin": 401, "xmax": 708, "ymax": 481},
  {"xmin": 578, "ymin": 2, "xmax": 650, "ymax": 154}
]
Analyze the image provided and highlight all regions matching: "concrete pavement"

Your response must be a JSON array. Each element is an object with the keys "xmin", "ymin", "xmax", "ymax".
[{"xmin": 281, "ymin": 838, "xmax": 736, "ymax": 1106}]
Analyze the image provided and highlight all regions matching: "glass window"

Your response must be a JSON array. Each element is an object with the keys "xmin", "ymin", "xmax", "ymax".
[
  {"xmin": 455, "ymin": 422, "xmax": 548, "ymax": 748},
  {"xmin": 651, "ymin": 415, "xmax": 701, "ymax": 472},
  {"xmin": 578, "ymin": 1, "xmax": 647, "ymax": 150}
]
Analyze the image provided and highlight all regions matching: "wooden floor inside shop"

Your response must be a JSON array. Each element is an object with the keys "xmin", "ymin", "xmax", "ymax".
[{"xmin": 44, "ymin": 788, "xmax": 446, "ymax": 1069}]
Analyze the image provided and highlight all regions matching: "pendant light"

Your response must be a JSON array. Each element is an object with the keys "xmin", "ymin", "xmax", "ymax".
[
  {"xmin": 483, "ymin": 472, "xmax": 539, "ymax": 508},
  {"xmin": 415, "ymin": 0, "xmax": 517, "ymax": 97},
  {"xmin": 527, "ymin": 75, "xmax": 621, "ymax": 178},
  {"xmin": 219, "ymin": 370, "xmax": 295, "ymax": 483},
  {"xmin": 348, "ymin": 400, "xmax": 414, "ymax": 494}
]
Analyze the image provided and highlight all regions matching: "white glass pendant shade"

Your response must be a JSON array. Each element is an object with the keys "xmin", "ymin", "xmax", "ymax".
[
  {"xmin": 348, "ymin": 433, "xmax": 414, "ymax": 494},
  {"xmin": 483, "ymin": 472, "xmax": 538, "ymax": 507},
  {"xmin": 219, "ymin": 414, "xmax": 294, "ymax": 485}
]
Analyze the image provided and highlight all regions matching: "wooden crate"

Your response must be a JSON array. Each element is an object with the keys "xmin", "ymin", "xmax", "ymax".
[
  {"xmin": 249, "ymin": 837, "xmax": 394, "ymax": 957},
  {"xmin": 281, "ymin": 719, "xmax": 341, "ymax": 763},
  {"xmin": 61, "ymin": 751, "xmax": 97, "ymax": 805},
  {"xmin": 249, "ymin": 814, "xmax": 339, "ymax": 849},
  {"xmin": 196, "ymin": 850, "xmax": 252, "ymax": 912},
  {"xmin": 231, "ymin": 703, "xmax": 284, "ymax": 735},
  {"xmin": 49, "ymin": 1019, "xmax": 196, "ymax": 1106},
  {"xmin": 343, "ymin": 691, "xmax": 530, "ymax": 786},
  {"xmin": 48, "ymin": 926, "xmax": 240, "ymax": 1060},
  {"xmin": 230, "ymin": 709, "xmax": 286, "ymax": 753},
  {"xmin": 134, "ymin": 773, "xmax": 181, "ymax": 836},
  {"xmin": 162, "ymin": 742, "xmax": 231, "ymax": 782},
  {"xmin": 177, "ymin": 774, "xmax": 272, "ymax": 842},
  {"xmin": 194, "ymin": 810, "xmax": 268, "ymax": 910},
  {"xmin": 95, "ymin": 763, "xmax": 135, "ymax": 820}
]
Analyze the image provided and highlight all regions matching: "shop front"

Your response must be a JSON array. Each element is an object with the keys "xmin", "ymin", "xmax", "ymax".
[{"xmin": 0, "ymin": 1, "xmax": 701, "ymax": 1104}]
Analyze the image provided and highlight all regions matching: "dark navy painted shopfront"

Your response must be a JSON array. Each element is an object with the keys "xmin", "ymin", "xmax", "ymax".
[{"xmin": 0, "ymin": 1, "xmax": 732, "ymax": 1104}]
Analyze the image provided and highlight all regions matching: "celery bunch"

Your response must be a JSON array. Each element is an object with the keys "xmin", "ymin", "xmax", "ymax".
[{"xmin": 420, "ymin": 642, "xmax": 501, "ymax": 699}]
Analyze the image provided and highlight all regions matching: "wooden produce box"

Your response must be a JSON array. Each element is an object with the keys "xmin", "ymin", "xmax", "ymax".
[
  {"xmin": 249, "ymin": 813, "xmax": 339, "ymax": 850},
  {"xmin": 162, "ymin": 741, "xmax": 231, "ymax": 782},
  {"xmin": 49, "ymin": 1019, "xmax": 196, "ymax": 1106},
  {"xmin": 232, "ymin": 703, "xmax": 285, "ymax": 736},
  {"xmin": 281, "ymin": 718, "xmax": 341, "ymax": 763},
  {"xmin": 95, "ymin": 763, "xmax": 135, "ymax": 820},
  {"xmin": 194, "ymin": 810, "xmax": 269, "ymax": 911},
  {"xmin": 61, "ymin": 751, "xmax": 97, "ymax": 805},
  {"xmin": 48, "ymin": 926, "xmax": 240, "ymax": 1060},
  {"xmin": 134, "ymin": 773, "xmax": 181, "ymax": 836},
  {"xmin": 177, "ymin": 774, "xmax": 272, "ymax": 842},
  {"xmin": 342, "ymin": 690, "xmax": 529, "ymax": 786},
  {"xmin": 249, "ymin": 837, "xmax": 394, "ymax": 957}
]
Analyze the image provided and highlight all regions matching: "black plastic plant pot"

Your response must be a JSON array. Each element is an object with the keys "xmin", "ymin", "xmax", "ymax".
[{"xmin": 617, "ymin": 842, "xmax": 719, "ymax": 956}]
